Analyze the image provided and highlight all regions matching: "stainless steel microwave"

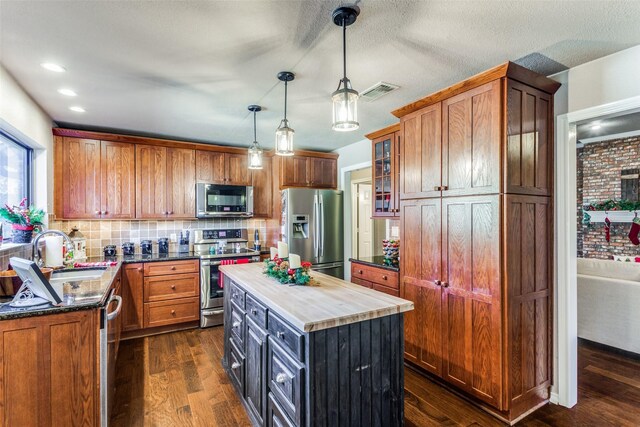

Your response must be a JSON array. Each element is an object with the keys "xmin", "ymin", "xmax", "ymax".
[{"xmin": 196, "ymin": 183, "xmax": 253, "ymax": 218}]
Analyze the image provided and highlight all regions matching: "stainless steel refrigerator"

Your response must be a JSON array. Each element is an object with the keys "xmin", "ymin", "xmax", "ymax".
[{"xmin": 281, "ymin": 188, "xmax": 344, "ymax": 279}]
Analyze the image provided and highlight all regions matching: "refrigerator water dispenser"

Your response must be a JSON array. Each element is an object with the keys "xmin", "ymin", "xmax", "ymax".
[{"xmin": 292, "ymin": 215, "xmax": 309, "ymax": 239}]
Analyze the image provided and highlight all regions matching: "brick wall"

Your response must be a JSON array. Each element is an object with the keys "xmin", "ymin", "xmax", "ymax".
[{"xmin": 577, "ymin": 135, "xmax": 640, "ymax": 259}]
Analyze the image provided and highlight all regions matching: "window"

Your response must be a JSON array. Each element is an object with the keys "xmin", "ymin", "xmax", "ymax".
[{"xmin": 0, "ymin": 131, "xmax": 32, "ymax": 240}]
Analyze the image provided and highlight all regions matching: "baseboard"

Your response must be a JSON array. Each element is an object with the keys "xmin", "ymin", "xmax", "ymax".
[
  {"xmin": 550, "ymin": 391, "xmax": 559, "ymax": 404},
  {"xmin": 121, "ymin": 321, "xmax": 200, "ymax": 341},
  {"xmin": 579, "ymin": 337, "xmax": 640, "ymax": 360}
]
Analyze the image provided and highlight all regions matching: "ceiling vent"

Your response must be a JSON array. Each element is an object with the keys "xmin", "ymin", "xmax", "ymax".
[{"xmin": 360, "ymin": 81, "xmax": 400, "ymax": 102}]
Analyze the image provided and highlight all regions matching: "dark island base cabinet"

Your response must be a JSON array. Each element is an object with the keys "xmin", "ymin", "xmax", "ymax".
[{"xmin": 222, "ymin": 275, "xmax": 405, "ymax": 427}]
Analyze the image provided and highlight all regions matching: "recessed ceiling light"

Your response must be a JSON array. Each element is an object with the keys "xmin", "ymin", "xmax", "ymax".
[
  {"xmin": 58, "ymin": 88, "xmax": 77, "ymax": 97},
  {"xmin": 40, "ymin": 63, "xmax": 66, "ymax": 73},
  {"xmin": 69, "ymin": 106, "xmax": 85, "ymax": 113},
  {"xmin": 591, "ymin": 124, "xmax": 601, "ymax": 130}
]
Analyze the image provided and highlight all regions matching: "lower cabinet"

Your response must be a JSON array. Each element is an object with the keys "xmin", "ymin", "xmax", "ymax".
[
  {"xmin": 351, "ymin": 261, "xmax": 400, "ymax": 297},
  {"xmin": 222, "ymin": 277, "xmax": 405, "ymax": 427},
  {"xmin": 0, "ymin": 309, "xmax": 99, "ymax": 427}
]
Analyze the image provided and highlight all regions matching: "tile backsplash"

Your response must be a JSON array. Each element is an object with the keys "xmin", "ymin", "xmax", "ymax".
[
  {"xmin": 49, "ymin": 218, "xmax": 268, "ymax": 257},
  {"xmin": 0, "ymin": 243, "xmax": 33, "ymax": 269}
]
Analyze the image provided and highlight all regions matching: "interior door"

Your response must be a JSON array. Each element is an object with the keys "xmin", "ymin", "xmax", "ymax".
[
  {"xmin": 400, "ymin": 198, "xmax": 443, "ymax": 375},
  {"xmin": 100, "ymin": 141, "xmax": 135, "ymax": 219},
  {"xmin": 317, "ymin": 190, "xmax": 344, "ymax": 265},
  {"xmin": 357, "ymin": 184, "xmax": 373, "ymax": 258},
  {"xmin": 441, "ymin": 195, "xmax": 502, "ymax": 408},
  {"xmin": 62, "ymin": 137, "xmax": 101, "ymax": 219},
  {"xmin": 442, "ymin": 81, "xmax": 501, "ymax": 197},
  {"xmin": 166, "ymin": 147, "xmax": 196, "ymax": 218}
]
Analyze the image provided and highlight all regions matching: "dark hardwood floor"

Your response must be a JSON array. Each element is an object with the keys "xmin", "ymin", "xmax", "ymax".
[{"xmin": 112, "ymin": 329, "xmax": 640, "ymax": 426}]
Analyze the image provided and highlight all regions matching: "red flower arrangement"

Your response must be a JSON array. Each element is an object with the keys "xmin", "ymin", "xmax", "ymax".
[{"xmin": 263, "ymin": 255, "xmax": 313, "ymax": 285}]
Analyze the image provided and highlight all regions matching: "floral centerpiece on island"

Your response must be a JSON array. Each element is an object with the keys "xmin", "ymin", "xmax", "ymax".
[{"xmin": 264, "ymin": 243, "xmax": 313, "ymax": 285}]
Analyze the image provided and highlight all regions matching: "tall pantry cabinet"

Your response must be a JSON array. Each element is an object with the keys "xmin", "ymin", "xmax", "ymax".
[{"xmin": 394, "ymin": 62, "xmax": 560, "ymax": 424}]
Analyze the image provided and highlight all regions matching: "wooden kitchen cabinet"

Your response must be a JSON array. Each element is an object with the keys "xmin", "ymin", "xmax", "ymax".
[
  {"xmin": 0, "ymin": 310, "xmax": 99, "ymax": 427},
  {"xmin": 252, "ymin": 155, "xmax": 273, "ymax": 218},
  {"xmin": 55, "ymin": 137, "xmax": 135, "ymax": 219},
  {"xmin": 394, "ymin": 62, "xmax": 559, "ymax": 423},
  {"xmin": 196, "ymin": 150, "xmax": 251, "ymax": 185},
  {"xmin": 136, "ymin": 145, "xmax": 195, "ymax": 219},
  {"xmin": 280, "ymin": 154, "xmax": 337, "ymax": 189},
  {"xmin": 121, "ymin": 263, "xmax": 144, "ymax": 332},
  {"xmin": 366, "ymin": 123, "xmax": 401, "ymax": 217},
  {"xmin": 350, "ymin": 261, "xmax": 399, "ymax": 296}
]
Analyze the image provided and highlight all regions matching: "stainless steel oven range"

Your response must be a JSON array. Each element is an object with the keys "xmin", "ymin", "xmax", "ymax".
[{"xmin": 194, "ymin": 228, "xmax": 260, "ymax": 327}]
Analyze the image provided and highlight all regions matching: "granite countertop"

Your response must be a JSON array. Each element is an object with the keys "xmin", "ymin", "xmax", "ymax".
[
  {"xmin": 0, "ymin": 262, "xmax": 122, "ymax": 320},
  {"xmin": 95, "ymin": 252, "xmax": 200, "ymax": 264},
  {"xmin": 220, "ymin": 263, "xmax": 413, "ymax": 332},
  {"xmin": 350, "ymin": 256, "xmax": 399, "ymax": 272}
]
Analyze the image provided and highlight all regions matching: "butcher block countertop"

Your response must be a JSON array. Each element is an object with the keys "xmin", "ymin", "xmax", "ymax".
[{"xmin": 219, "ymin": 263, "xmax": 413, "ymax": 332}]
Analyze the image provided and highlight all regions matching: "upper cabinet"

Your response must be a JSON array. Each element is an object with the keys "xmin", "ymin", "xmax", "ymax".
[
  {"xmin": 366, "ymin": 124, "xmax": 400, "ymax": 218},
  {"xmin": 196, "ymin": 150, "xmax": 251, "ymax": 186},
  {"xmin": 136, "ymin": 145, "xmax": 195, "ymax": 219},
  {"xmin": 279, "ymin": 154, "xmax": 337, "ymax": 189},
  {"xmin": 55, "ymin": 137, "xmax": 135, "ymax": 219},
  {"xmin": 251, "ymin": 155, "xmax": 273, "ymax": 218}
]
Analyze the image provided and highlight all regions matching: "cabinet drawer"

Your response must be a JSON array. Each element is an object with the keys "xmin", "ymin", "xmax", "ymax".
[
  {"xmin": 352, "ymin": 277, "xmax": 372, "ymax": 288},
  {"xmin": 230, "ymin": 301, "xmax": 245, "ymax": 347},
  {"xmin": 143, "ymin": 297, "xmax": 199, "ymax": 328},
  {"xmin": 143, "ymin": 259, "xmax": 199, "ymax": 276},
  {"xmin": 267, "ymin": 312, "xmax": 304, "ymax": 361},
  {"xmin": 246, "ymin": 294, "xmax": 268, "ymax": 329},
  {"xmin": 268, "ymin": 338, "xmax": 304, "ymax": 427},
  {"xmin": 229, "ymin": 338, "xmax": 245, "ymax": 395},
  {"xmin": 351, "ymin": 263, "xmax": 399, "ymax": 289},
  {"xmin": 267, "ymin": 393, "xmax": 295, "ymax": 427},
  {"xmin": 143, "ymin": 272, "xmax": 199, "ymax": 302},
  {"xmin": 372, "ymin": 283, "xmax": 400, "ymax": 297},
  {"xmin": 229, "ymin": 281, "xmax": 246, "ymax": 309}
]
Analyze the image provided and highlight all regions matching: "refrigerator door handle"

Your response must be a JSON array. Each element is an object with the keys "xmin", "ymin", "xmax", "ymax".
[
  {"xmin": 319, "ymin": 194, "xmax": 324, "ymax": 257},
  {"xmin": 313, "ymin": 194, "xmax": 319, "ymax": 258}
]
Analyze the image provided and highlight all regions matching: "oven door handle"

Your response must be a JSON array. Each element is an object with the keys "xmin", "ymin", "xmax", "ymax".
[
  {"xmin": 106, "ymin": 295, "xmax": 123, "ymax": 321},
  {"xmin": 202, "ymin": 309, "xmax": 224, "ymax": 316}
]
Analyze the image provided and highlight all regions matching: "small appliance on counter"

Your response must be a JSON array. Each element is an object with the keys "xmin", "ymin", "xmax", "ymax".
[
  {"xmin": 141, "ymin": 240, "xmax": 152, "ymax": 255},
  {"xmin": 103, "ymin": 245, "xmax": 117, "ymax": 258},
  {"xmin": 253, "ymin": 229, "xmax": 261, "ymax": 251},
  {"xmin": 158, "ymin": 238, "xmax": 169, "ymax": 254},
  {"xmin": 122, "ymin": 242, "xmax": 135, "ymax": 256}
]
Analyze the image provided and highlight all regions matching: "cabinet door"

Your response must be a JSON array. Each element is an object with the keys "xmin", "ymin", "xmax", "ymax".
[
  {"xmin": 372, "ymin": 135, "xmax": 396, "ymax": 217},
  {"xmin": 136, "ymin": 145, "xmax": 168, "ymax": 218},
  {"xmin": 252, "ymin": 155, "xmax": 273, "ymax": 218},
  {"xmin": 400, "ymin": 198, "xmax": 443, "ymax": 375},
  {"xmin": 442, "ymin": 81, "xmax": 501, "ymax": 197},
  {"xmin": 309, "ymin": 157, "xmax": 337, "ymax": 188},
  {"xmin": 0, "ymin": 310, "xmax": 97, "ymax": 427},
  {"xmin": 393, "ymin": 131, "xmax": 401, "ymax": 216},
  {"xmin": 166, "ymin": 147, "xmax": 196, "ymax": 218},
  {"xmin": 505, "ymin": 79, "xmax": 553, "ymax": 196},
  {"xmin": 245, "ymin": 318, "xmax": 267, "ymax": 425},
  {"xmin": 400, "ymin": 103, "xmax": 442, "ymax": 200},
  {"xmin": 195, "ymin": 150, "xmax": 226, "ymax": 184},
  {"xmin": 61, "ymin": 137, "xmax": 101, "ymax": 219},
  {"xmin": 281, "ymin": 156, "xmax": 310, "ymax": 187},
  {"xmin": 226, "ymin": 153, "xmax": 251, "ymax": 185},
  {"xmin": 100, "ymin": 141, "xmax": 135, "ymax": 219},
  {"xmin": 441, "ymin": 195, "xmax": 502, "ymax": 408},
  {"xmin": 121, "ymin": 263, "xmax": 144, "ymax": 332}
]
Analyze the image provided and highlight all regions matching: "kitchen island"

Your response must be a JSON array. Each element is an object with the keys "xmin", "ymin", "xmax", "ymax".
[{"xmin": 220, "ymin": 263, "xmax": 413, "ymax": 427}]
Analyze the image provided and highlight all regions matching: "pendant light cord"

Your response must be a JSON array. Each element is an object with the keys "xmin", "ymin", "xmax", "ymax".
[
  {"xmin": 253, "ymin": 110, "xmax": 257, "ymax": 142},
  {"xmin": 284, "ymin": 80, "xmax": 288, "ymax": 121},
  {"xmin": 343, "ymin": 19, "xmax": 347, "ymax": 82}
]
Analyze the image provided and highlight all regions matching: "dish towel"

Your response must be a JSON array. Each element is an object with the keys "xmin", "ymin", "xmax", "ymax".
[
  {"xmin": 74, "ymin": 261, "xmax": 118, "ymax": 268},
  {"xmin": 218, "ymin": 259, "xmax": 235, "ymax": 288}
]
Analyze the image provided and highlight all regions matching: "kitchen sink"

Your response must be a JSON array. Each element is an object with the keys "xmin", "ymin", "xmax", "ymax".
[{"xmin": 50, "ymin": 267, "xmax": 107, "ymax": 282}]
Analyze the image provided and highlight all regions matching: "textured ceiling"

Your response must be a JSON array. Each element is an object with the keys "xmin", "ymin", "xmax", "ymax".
[{"xmin": 1, "ymin": 1, "xmax": 640, "ymax": 152}]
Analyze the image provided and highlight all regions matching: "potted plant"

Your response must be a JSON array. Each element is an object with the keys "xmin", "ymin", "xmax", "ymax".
[{"xmin": 0, "ymin": 198, "xmax": 46, "ymax": 243}]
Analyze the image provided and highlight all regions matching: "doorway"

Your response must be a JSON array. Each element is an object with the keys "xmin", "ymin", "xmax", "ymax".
[{"xmin": 354, "ymin": 182, "xmax": 373, "ymax": 258}]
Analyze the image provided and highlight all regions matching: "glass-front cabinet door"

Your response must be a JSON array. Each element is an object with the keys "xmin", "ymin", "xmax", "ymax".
[{"xmin": 372, "ymin": 134, "xmax": 397, "ymax": 217}]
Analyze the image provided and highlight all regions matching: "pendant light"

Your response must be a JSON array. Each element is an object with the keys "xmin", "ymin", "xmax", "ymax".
[
  {"xmin": 275, "ymin": 71, "xmax": 295, "ymax": 156},
  {"xmin": 331, "ymin": 6, "xmax": 360, "ymax": 132},
  {"xmin": 247, "ymin": 105, "xmax": 263, "ymax": 169}
]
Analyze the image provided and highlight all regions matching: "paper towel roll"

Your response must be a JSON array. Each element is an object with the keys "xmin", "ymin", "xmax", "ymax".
[{"xmin": 45, "ymin": 236, "xmax": 64, "ymax": 267}]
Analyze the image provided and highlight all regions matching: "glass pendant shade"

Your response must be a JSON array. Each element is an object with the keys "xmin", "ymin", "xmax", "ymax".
[
  {"xmin": 332, "ymin": 79, "xmax": 359, "ymax": 131},
  {"xmin": 248, "ymin": 141, "xmax": 263, "ymax": 169},
  {"xmin": 275, "ymin": 119, "xmax": 294, "ymax": 156}
]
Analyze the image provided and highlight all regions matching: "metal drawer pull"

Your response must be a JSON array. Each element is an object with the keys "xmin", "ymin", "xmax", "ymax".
[
  {"xmin": 276, "ymin": 331, "xmax": 285, "ymax": 339},
  {"xmin": 231, "ymin": 362, "xmax": 241, "ymax": 369},
  {"xmin": 382, "ymin": 275, "xmax": 387, "ymax": 280},
  {"xmin": 171, "ymin": 285, "xmax": 176, "ymax": 289},
  {"xmin": 442, "ymin": 282, "xmax": 449, "ymax": 288},
  {"xmin": 434, "ymin": 280, "xmax": 441, "ymax": 286},
  {"xmin": 251, "ymin": 309, "xmax": 258, "ymax": 315},
  {"xmin": 275, "ymin": 373, "xmax": 288, "ymax": 384},
  {"xmin": 433, "ymin": 186, "xmax": 441, "ymax": 191},
  {"xmin": 233, "ymin": 321, "xmax": 241, "ymax": 328},
  {"xmin": 358, "ymin": 270, "xmax": 363, "ymax": 274},
  {"xmin": 171, "ymin": 310, "xmax": 176, "ymax": 315}
]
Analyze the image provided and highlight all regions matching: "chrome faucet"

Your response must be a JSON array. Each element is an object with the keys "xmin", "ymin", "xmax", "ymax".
[{"xmin": 32, "ymin": 229, "xmax": 75, "ymax": 267}]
